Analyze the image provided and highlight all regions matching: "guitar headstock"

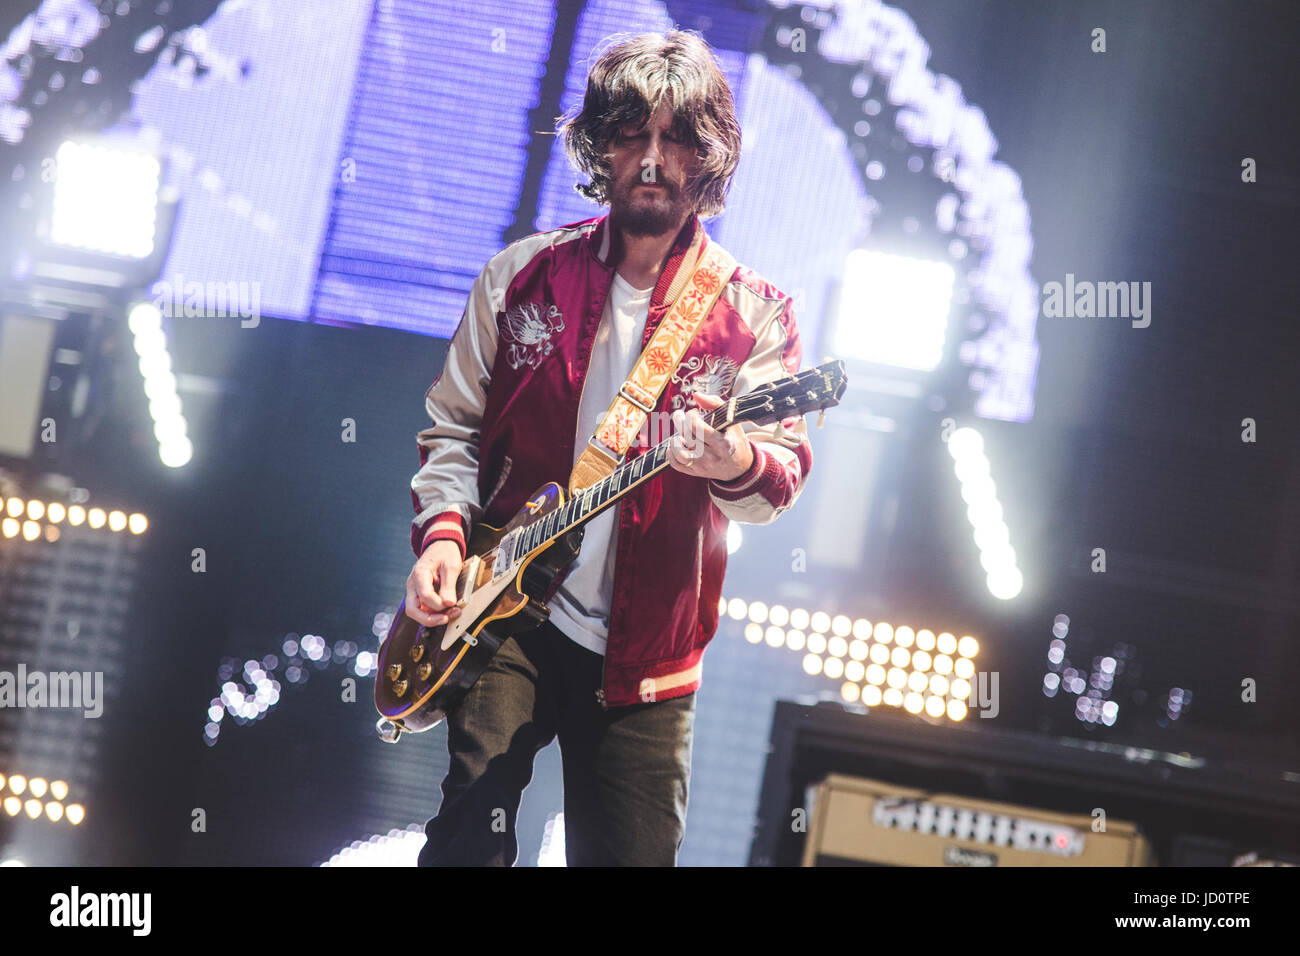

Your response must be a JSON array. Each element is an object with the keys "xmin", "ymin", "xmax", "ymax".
[{"xmin": 726, "ymin": 360, "xmax": 848, "ymax": 429}]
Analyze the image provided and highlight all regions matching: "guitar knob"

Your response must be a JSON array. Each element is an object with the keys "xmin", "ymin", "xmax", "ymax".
[
  {"xmin": 417, "ymin": 662, "xmax": 432, "ymax": 681},
  {"xmin": 375, "ymin": 718, "xmax": 402, "ymax": 744},
  {"xmin": 410, "ymin": 642, "xmax": 425, "ymax": 662},
  {"xmin": 393, "ymin": 679, "xmax": 408, "ymax": 697},
  {"xmin": 386, "ymin": 663, "xmax": 403, "ymax": 681}
]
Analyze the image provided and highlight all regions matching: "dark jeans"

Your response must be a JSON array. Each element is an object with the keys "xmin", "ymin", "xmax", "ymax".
[{"xmin": 417, "ymin": 619, "xmax": 696, "ymax": 866}]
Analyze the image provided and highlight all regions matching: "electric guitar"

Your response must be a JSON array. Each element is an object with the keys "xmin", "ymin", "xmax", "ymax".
[{"xmin": 373, "ymin": 360, "xmax": 848, "ymax": 741}]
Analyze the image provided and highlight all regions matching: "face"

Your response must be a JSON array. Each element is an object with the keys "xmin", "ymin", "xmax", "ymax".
[{"xmin": 605, "ymin": 102, "xmax": 701, "ymax": 236}]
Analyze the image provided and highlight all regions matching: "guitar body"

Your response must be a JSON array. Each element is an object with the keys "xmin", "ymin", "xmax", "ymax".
[{"xmin": 373, "ymin": 482, "xmax": 583, "ymax": 738}]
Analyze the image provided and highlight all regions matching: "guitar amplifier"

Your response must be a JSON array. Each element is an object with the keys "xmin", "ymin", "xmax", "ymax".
[{"xmin": 802, "ymin": 773, "xmax": 1153, "ymax": 867}]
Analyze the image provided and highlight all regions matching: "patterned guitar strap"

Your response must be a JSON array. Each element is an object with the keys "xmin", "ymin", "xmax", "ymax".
[{"xmin": 568, "ymin": 232, "xmax": 738, "ymax": 494}]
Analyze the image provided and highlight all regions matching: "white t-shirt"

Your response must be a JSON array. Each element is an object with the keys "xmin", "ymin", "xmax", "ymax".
[{"xmin": 547, "ymin": 272, "xmax": 653, "ymax": 655}]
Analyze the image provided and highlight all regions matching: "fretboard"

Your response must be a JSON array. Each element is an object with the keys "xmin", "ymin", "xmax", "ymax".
[{"xmin": 511, "ymin": 405, "xmax": 730, "ymax": 561}]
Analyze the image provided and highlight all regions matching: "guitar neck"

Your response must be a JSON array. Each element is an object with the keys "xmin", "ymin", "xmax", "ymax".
[
  {"xmin": 505, "ymin": 359, "xmax": 848, "ymax": 563},
  {"xmin": 511, "ymin": 405, "xmax": 731, "ymax": 558}
]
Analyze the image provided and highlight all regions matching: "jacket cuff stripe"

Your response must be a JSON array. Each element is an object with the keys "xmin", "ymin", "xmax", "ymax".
[{"xmin": 415, "ymin": 512, "xmax": 467, "ymax": 558}]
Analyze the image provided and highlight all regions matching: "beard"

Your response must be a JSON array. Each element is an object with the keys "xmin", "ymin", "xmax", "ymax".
[{"xmin": 608, "ymin": 174, "xmax": 693, "ymax": 237}]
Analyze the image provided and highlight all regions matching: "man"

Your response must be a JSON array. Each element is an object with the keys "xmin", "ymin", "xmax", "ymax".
[{"xmin": 405, "ymin": 29, "xmax": 812, "ymax": 866}]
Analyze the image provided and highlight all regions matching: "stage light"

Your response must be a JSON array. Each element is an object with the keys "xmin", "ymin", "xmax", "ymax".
[
  {"xmin": 24, "ymin": 799, "xmax": 41, "ymax": 819},
  {"xmin": 866, "ymin": 663, "xmax": 886, "ymax": 686},
  {"xmin": 929, "ymin": 674, "xmax": 950, "ymax": 696},
  {"xmin": 954, "ymin": 658, "xmax": 976, "ymax": 680},
  {"xmin": 912, "ymin": 650, "xmax": 933, "ymax": 672},
  {"xmin": 841, "ymin": 682, "xmax": 860, "ymax": 703},
  {"xmin": 806, "ymin": 633, "xmax": 827, "ymax": 655},
  {"xmin": 769, "ymin": 605, "xmax": 790, "ymax": 627},
  {"xmin": 321, "ymin": 826, "xmax": 426, "ymax": 867},
  {"xmin": 827, "ymin": 636, "xmax": 848, "ymax": 658},
  {"xmin": 28, "ymin": 778, "xmax": 47, "ymax": 798},
  {"xmin": 948, "ymin": 427, "xmax": 1022, "ymax": 599},
  {"xmin": 87, "ymin": 508, "xmax": 106, "ymax": 529},
  {"xmin": 925, "ymin": 695, "xmax": 947, "ymax": 718},
  {"xmin": 886, "ymin": 667, "xmax": 908, "ymax": 689},
  {"xmin": 43, "ymin": 525, "xmax": 59, "ymax": 542},
  {"xmin": 852, "ymin": 618, "xmax": 872, "ymax": 639},
  {"xmin": 845, "ymin": 660, "xmax": 866, "ymax": 682},
  {"xmin": 789, "ymin": 608, "xmax": 810, "ymax": 629},
  {"xmin": 958, "ymin": 636, "xmax": 980, "ymax": 658},
  {"xmin": 986, "ymin": 565, "xmax": 1023, "ymax": 600},
  {"xmin": 128, "ymin": 513, "xmax": 148, "ymax": 534},
  {"xmin": 764, "ymin": 626, "xmax": 784, "ymax": 648},
  {"xmin": 824, "ymin": 658, "xmax": 845, "ymax": 679},
  {"xmin": 810, "ymin": 611, "xmax": 831, "ymax": 633},
  {"xmin": 869, "ymin": 643, "xmax": 890, "ymax": 665},
  {"xmin": 947, "ymin": 700, "xmax": 968, "ymax": 721},
  {"xmin": 890, "ymin": 647, "xmax": 910, "ymax": 668},
  {"xmin": 863, "ymin": 685, "xmax": 883, "ymax": 707},
  {"xmin": 727, "ymin": 598, "xmax": 747, "ymax": 620},
  {"xmin": 916, "ymin": 628, "xmax": 936, "ymax": 651},
  {"xmin": 832, "ymin": 249, "xmax": 954, "ymax": 370},
  {"xmin": 47, "ymin": 502, "xmax": 66, "ymax": 523},
  {"xmin": 744, "ymin": 623, "xmax": 762, "ymax": 644},
  {"xmin": 883, "ymin": 687, "xmax": 904, "ymax": 707},
  {"xmin": 848, "ymin": 640, "xmax": 869, "ymax": 661},
  {"xmin": 2, "ymin": 798, "xmax": 19, "ymax": 816},
  {"xmin": 907, "ymin": 671, "xmax": 929, "ymax": 693},
  {"xmin": 937, "ymin": 632, "xmax": 957, "ymax": 655},
  {"xmin": 22, "ymin": 521, "xmax": 39, "ymax": 541},
  {"xmin": 933, "ymin": 653, "xmax": 954, "ymax": 675},
  {"xmin": 831, "ymin": 615, "xmax": 852, "ymax": 637},
  {"xmin": 873, "ymin": 621, "xmax": 894, "ymax": 643},
  {"xmin": 895, "ymin": 625, "xmax": 915, "ymax": 648},
  {"xmin": 802, "ymin": 654, "xmax": 823, "ymax": 676},
  {"xmin": 45, "ymin": 802, "xmax": 64, "ymax": 822},
  {"xmin": 68, "ymin": 505, "xmax": 85, "ymax": 525},
  {"xmin": 6, "ymin": 775, "xmax": 23, "ymax": 795},
  {"xmin": 129, "ymin": 302, "xmax": 192, "ymax": 468},
  {"xmin": 107, "ymin": 510, "xmax": 127, "ymax": 532},
  {"xmin": 25, "ymin": 500, "xmax": 44, "ymax": 520},
  {"xmin": 747, "ymin": 601, "xmax": 769, "ymax": 624},
  {"xmin": 784, "ymin": 630, "xmax": 806, "ymax": 651},
  {"xmin": 951, "ymin": 678, "xmax": 972, "ymax": 700},
  {"xmin": 4, "ymin": 498, "xmax": 21, "ymax": 517},
  {"xmin": 50, "ymin": 140, "xmax": 162, "ymax": 259},
  {"xmin": 1, "ymin": 518, "xmax": 17, "ymax": 538}
]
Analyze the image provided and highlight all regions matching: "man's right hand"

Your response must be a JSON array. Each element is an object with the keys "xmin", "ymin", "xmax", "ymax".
[{"xmin": 405, "ymin": 539, "xmax": 465, "ymax": 627}]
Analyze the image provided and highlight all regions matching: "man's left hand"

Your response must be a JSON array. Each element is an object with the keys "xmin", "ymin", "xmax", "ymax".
[{"xmin": 666, "ymin": 393, "xmax": 754, "ymax": 481}]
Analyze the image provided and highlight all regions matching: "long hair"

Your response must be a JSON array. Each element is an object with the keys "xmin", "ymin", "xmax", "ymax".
[{"xmin": 557, "ymin": 30, "xmax": 742, "ymax": 218}]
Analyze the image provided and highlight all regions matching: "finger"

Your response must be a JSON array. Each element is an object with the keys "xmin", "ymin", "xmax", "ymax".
[
  {"xmin": 404, "ymin": 585, "xmax": 439, "ymax": 626},
  {"xmin": 667, "ymin": 437, "xmax": 696, "ymax": 471},
  {"xmin": 436, "ymin": 560, "xmax": 460, "ymax": 607},
  {"xmin": 410, "ymin": 561, "xmax": 442, "ymax": 608}
]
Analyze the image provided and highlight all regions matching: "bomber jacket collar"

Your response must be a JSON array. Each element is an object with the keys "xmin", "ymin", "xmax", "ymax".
[{"xmin": 589, "ymin": 210, "xmax": 709, "ymax": 315}]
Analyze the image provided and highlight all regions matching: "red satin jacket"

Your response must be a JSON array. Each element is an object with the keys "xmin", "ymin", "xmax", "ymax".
[{"xmin": 410, "ymin": 212, "xmax": 812, "ymax": 707}]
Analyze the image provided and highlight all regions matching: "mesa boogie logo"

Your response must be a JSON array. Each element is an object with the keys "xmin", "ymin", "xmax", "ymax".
[{"xmin": 944, "ymin": 845, "xmax": 997, "ymax": 867}]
